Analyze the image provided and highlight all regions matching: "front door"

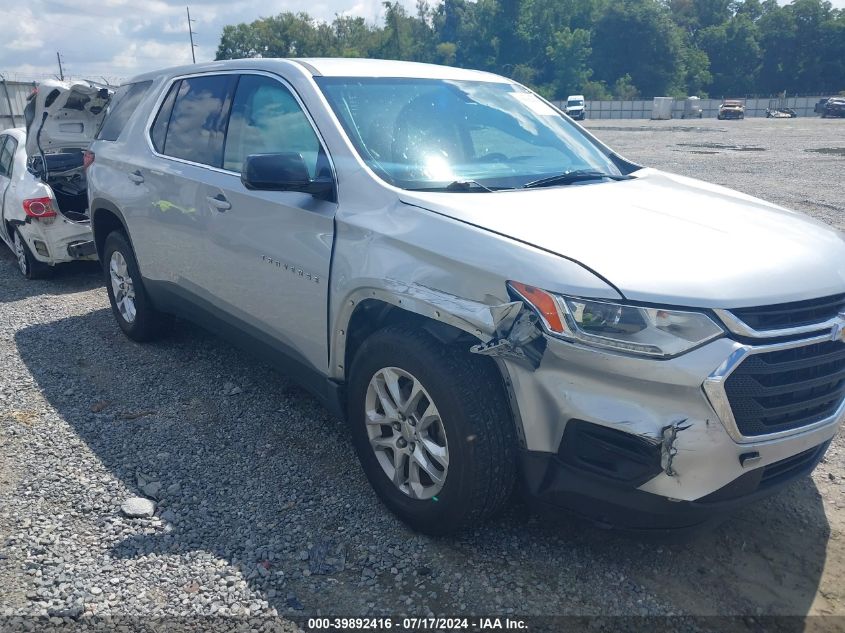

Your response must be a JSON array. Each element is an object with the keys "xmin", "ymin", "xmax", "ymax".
[{"xmin": 202, "ymin": 73, "xmax": 337, "ymax": 374}]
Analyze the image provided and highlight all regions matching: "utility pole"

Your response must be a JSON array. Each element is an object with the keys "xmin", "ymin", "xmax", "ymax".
[
  {"xmin": 186, "ymin": 7, "xmax": 197, "ymax": 64},
  {"xmin": 56, "ymin": 52, "xmax": 65, "ymax": 81}
]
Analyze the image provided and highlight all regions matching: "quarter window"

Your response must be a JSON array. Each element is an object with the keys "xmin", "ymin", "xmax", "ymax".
[
  {"xmin": 223, "ymin": 75, "xmax": 322, "ymax": 177},
  {"xmin": 150, "ymin": 81, "xmax": 179, "ymax": 153},
  {"xmin": 96, "ymin": 80, "xmax": 153, "ymax": 141},
  {"xmin": 0, "ymin": 136, "xmax": 16, "ymax": 177},
  {"xmin": 157, "ymin": 74, "xmax": 236, "ymax": 168}
]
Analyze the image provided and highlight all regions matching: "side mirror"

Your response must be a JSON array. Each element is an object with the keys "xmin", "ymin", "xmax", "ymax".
[{"xmin": 241, "ymin": 152, "xmax": 334, "ymax": 200}]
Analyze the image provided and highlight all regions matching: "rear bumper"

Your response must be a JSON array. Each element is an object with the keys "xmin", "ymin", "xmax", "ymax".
[
  {"xmin": 18, "ymin": 217, "xmax": 96, "ymax": 265},
  {"xmin": 520, "ymin": 440, "xmax": 830, "ymax": 531}
]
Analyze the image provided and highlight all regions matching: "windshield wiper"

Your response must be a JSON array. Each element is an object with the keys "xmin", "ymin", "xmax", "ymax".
[
  {"xmin": 445, "ymin": 180, "xmax": 495, "ymax": 192},
  {"xmin": 408, "ymin": 180, "xmax": 497, "ymax": 193},
  {"xmin": 522, "ymin": 170, "xmax": 633, "ymax": 189}
]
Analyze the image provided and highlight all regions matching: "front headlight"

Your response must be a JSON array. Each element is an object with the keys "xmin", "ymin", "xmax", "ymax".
[{"xmin": 509, "ymin": 281, "xmax": 723, "ymax": 358}]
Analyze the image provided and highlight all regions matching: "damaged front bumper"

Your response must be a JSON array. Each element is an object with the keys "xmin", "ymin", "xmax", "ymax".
[{"xmin": 497, "ymin": 332, "xmax": 842, "ymax": 530}]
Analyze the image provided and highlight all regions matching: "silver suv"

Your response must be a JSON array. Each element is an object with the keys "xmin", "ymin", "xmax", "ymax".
[{"xmin": 87, "ymin": 59, "xmax": 845, "ymax": 534}]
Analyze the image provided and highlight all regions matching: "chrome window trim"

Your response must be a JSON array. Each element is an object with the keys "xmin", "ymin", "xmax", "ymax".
[
  {"xmin": 715, "ymin": 307, "xmax": 845, "ymax": 339},
  {"xmin": 703, "ymin": 331, "xmax": 845, "ymax": 443},
  {"xmin": 141, "ymin": 69, "xmax": 337, "ymax": 186}
]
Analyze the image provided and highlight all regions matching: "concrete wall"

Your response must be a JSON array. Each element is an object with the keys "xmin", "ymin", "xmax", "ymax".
[
  {"xmin": 0, "ymin": 80, "xmax": 36, "ymax": 130},
  {"xmin": 554, "ymin": 96, "xmax": 829, "ymax": 119}
]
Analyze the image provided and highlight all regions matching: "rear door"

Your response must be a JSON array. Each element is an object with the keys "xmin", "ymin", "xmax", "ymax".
[
  {"xmin": 127, "ymin": 73, "xmax": 236, "ymax": 286},
  {"xmin": 201, "ymin": 72, "xmax": 337, "ymax": 373}
]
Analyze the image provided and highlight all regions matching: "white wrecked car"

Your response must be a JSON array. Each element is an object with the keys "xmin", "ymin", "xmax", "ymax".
[{"xmin": 0, "ymin": 80, "xmax": 112, "ymax": 278}]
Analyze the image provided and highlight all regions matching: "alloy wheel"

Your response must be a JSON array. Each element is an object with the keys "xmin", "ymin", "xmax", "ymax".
[
  {"xmin": 109, "ymin": 250, "xmax": 137, "ymax": 323},
  {"xmin": 364, "ymin": 367, "xmax": 449, "ymax": 499},
  {"xmin": 14, "ymin": 232, "xmax": 28, "ymax": 276}
]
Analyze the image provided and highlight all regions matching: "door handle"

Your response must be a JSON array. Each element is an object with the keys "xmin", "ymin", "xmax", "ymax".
[
  {"xmin": 128, "ymin": 170, "xmax": 144, "ymax": 184},
  {"xmin": 206, "ymin": 193, "xmax": 231, "ymax": 212}
]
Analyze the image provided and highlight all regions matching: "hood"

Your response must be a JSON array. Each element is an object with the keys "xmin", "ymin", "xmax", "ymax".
[
  {"xmin": 398, "ymin": 168, "xmax": 845, "ymax": 308},
  {"xmin": 25, "ymin": 79, "xmax": 112, "ymax": 156}
]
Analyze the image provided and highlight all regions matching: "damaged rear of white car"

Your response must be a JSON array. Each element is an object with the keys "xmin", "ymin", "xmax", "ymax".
[{"xmin": 0, "ymin": 80, "xmax": 110, "ymax": 278}]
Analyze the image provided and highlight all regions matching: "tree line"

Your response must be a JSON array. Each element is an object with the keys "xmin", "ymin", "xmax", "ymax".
[{"xmin": 215, "ymin": 0, "xmax": 845, "ymax": 100}]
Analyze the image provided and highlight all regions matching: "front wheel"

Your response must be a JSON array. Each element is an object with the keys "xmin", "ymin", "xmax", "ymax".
[
  {"xmin": 103, "ymin": 231, "xmax": 169, "ymax": 342},
  {"xmin": 347, "ymin": 326, "xmax": 517, "ymax": 535},
  {"xmin": 13, "ymin": 229, "xmax": 51, "ymax": 280}
]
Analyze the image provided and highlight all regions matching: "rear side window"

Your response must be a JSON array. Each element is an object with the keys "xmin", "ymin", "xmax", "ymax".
[
  {"xmin": 222, "ymin": 75, "xmax": 321, "ymax": 177},
  {"xmin": 0, "ymin": 136, "xmax": 13, "ymax": 177},
  {"xmin": 156, "ymin": 75, "xmax": 236, "ymax": 167},
  {"xmin": 96, "ymin": 81, "xmax": 153, "ymax": 141}
]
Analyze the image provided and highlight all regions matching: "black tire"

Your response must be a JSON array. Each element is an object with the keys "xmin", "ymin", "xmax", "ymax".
[
  {"xmin": 13, "ymin": 228, "xmax": 52, "ymax": 280},
  {"xmin": 347, "ymin": 326, "xmax": 518, "ymax": 535},
  {"xmin": 103, "ymin": 230, "xmax": 169, "ymax": 342}
]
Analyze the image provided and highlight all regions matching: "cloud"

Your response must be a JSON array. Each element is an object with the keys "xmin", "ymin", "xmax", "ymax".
[
  {"xmin": 0, "ymin": 0, "xmax": 419, "ymax": 82},
  {"xmin": 1, "ymin": 7, "xmax": 45, "ymax": 52}
]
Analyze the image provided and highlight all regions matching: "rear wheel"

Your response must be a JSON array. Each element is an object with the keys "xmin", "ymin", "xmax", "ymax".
[
  {"xmin": 13, "ymin": 229, "xmax": 51, "ymax": 280},
  {"xmin": 103, "ymin": 231, "xmax": 169, "ymax": 342},
  {"xmin": 347, "ymin": 326, "xmax": 517, "ymax": 535}
]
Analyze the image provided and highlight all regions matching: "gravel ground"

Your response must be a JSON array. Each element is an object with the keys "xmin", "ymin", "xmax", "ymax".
[{"xmin": 1, "ymin": 117, "xmax": 843, "ymax": 629}]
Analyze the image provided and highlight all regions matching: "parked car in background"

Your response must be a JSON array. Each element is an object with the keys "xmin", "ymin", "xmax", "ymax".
[
  {"xmin": 0, "ymin": 80, "xmax": 113, "ymax": 278},
  {"xmin": 821, "ymin": 97, "xmax": 845, "ymax": 118},
  {"xmin": 87, "ymin": 58, "xmax": 844, "ymax": 534},
  {"xmin": 0, "ymin": 123, "xmax": 99, "ymax": 279},
  {"xmin": 765, "ymin": 107, "xmax": 797, "ymax": 118},
  {"xmin": 717, "ymin": 99, "xmax": 745, "ymax": 120},
  {"xmin": 564, "ymin": 94, "xmax": 585, "ymax": 120},
  {"xmin": 814, "ymin": 98, "xmax": 829, "ymax": 114}
]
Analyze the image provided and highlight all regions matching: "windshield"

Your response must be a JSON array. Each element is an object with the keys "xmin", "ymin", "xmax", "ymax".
[
  {"xmin": 315, "ymin": 77, "xmax": 621, "ymax": 191},
  {"xmin": 567, "ymin": 99, "xmax": 584, "ymax": 107}
]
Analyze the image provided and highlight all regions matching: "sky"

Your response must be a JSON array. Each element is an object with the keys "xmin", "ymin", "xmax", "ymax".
[
  {"xmin": 1, "ymin": 0, "xmax": 843, "ymax": 83},
  {"xmin": 0, "ymin": 0, "xmax": 419, "ymax": 82}
]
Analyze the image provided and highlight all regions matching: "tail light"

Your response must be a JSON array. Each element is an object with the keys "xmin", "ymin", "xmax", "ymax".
[
  {"xmin": 83, "ymin": 150, "xmax": 95, "ymax": 170},
  {"xmin": 23, "ymin": 197, "xmax": 57, "ymax": 218}
]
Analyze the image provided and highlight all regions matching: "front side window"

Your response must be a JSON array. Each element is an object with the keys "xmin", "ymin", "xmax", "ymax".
[
  {"xmin": 315, "ymin": 77, "xmax": 620, "ymax": 190},
  {"xmin": 158, "ymin": 74, "xmax": 236, "ymax": 167},
  {"xmin": 223, "ymin": 74, "xmax": 322, "ymax": 177},
  {"xmin": 96, "ymin": 81, "xmax": 152, "ymax": 141}
]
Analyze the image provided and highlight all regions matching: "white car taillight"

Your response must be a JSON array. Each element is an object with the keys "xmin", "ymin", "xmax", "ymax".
[{"xmin": 23, "ymin": 197, "xmax": 58, "ymax": 219}]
